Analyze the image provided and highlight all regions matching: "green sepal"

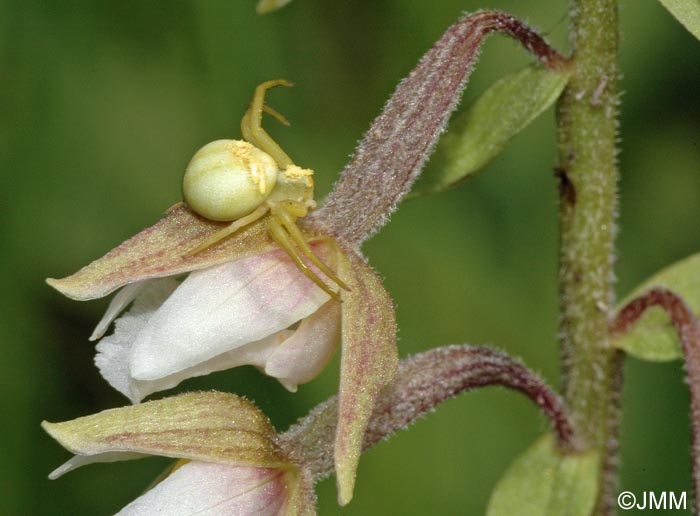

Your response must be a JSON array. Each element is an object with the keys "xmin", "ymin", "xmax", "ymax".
[
  {"xmin": 46, "ymin": 203, "xmax": 277, "ymax": 301},
  {"xmin": 412, "ymin": 64, "xmax": 571, "ymax": 196},
  {"xmin": 658, "ymin": 0, "xmax": 700, "ymax": 41},
  {"xmin": 486, "ymin": 434, "xmax": 599, "ymax": 516},
  {"xmin": 42, "ymin": 391, "xmax": 289, "ymax": 477},
  {"xmin": 612, "ymin": 253, "xmax": 700, "ymax": 361},
  {"xmin": 334, "ymin": 250, "xmax": 398, "ymax": 505}
]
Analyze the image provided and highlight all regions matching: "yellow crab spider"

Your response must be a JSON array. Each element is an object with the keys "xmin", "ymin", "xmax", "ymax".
[{"xmin": 183, "ymin": 79, "xmax": 348, "ymax": 300}]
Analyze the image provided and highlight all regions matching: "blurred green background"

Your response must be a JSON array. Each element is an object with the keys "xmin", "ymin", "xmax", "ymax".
[{"xmin": 3, "ymin": 0, "xmax": 699, "ymax": 514}]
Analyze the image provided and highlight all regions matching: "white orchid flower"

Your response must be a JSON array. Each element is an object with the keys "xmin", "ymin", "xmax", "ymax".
[{"xmin": 48, "ymin": 204, "xmax": 397, "ymax": 504}]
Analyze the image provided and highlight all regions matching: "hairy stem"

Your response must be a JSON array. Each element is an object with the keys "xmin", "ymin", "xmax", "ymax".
[
  {"xmin": 556, "ymin": 0, "xmax": 620, "ymax": 513},
  {"xmin": 612, "ymin": 288, "xmax": 700, "ymax": 515},
  {"xmin": 279, "ymin": 345, "xmax": 577, "ymax": 481}
]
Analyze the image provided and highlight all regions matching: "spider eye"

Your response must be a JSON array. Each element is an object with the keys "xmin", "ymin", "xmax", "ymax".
[{"xmin": 183, "ymin": 139, "xmax": 279, "ymax": 221}]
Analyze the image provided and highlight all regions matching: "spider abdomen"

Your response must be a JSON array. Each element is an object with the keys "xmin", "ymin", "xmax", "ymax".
[{"xmin": 183, "ymin": 139, "xmax": 278, "ymax": 221}]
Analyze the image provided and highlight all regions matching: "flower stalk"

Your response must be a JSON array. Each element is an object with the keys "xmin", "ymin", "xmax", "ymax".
[
  {"xmin": 556, "ymin": 0, "xmax": 621, "ymax": 512},
  {"xmin": 279, "ymin": 345, "xmax": 577, "ymax": 480}
]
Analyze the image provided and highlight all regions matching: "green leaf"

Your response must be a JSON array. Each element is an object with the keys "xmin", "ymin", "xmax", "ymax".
[
  {"xmin": 612, "ymin": 253, "xmax": 700, "ymax": 361},
  {"xmin": 412, "ymin": 65, "xmax": 571, "ymax": 196},
  {"xmin": 658, "ymin": 0, "xmax": 700, "ymax": 41},
  {"xmin": 257, "ymin": 0, "xmax": 293, "ymax": 14},
  {"xmin": 486, "ymin": 434, "xmax": 599, "ymax": 516}
]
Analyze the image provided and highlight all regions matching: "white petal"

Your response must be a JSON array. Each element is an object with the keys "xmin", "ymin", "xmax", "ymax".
[
  {"xmin": 95, "ymin": 279, "xmax": 179, "ymax": 403},
  {"xmin": 265, "ymin": 300, "xmax": 342, "ymax": 391},
  {"xmin": 90, "ymin": 280, "xmax": 151, "ymax": 341},
  {"xmin": 116, "ymin": 462, "xmax": 290, "ymax": 516},
  {"xmin": 49, "ymin": 452, "xmax": 147, "ymax": 480},
  {"xmin": 129, "ymin": 247, "xmax": 330, "ymax": 382},
  {"xmin": 95, "ymin": 280, "xmax": 288, "ymax": 403},
  {"xmin": 128, "ymin": 332, "xmax": 289, "ymax": 403}
]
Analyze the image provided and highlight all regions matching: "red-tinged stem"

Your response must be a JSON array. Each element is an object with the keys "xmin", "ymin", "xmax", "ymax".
[
  {"xmin": 611, "ymin": 288, "xmax": 700, "ymax": 515},
  {"xmin": 279, "ymin": 345, "xmax": 578, "ymax": 481},
  {"xmin": 308, "ymin": 10, "xmax": 568, "ymax": 247}
]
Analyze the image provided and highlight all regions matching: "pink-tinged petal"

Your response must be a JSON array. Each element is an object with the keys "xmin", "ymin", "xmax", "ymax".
[
  {"xmin": 46, "ymin": 203, "xmax": 277, "ymax": 301},
  {"xmin": 116, "ymin": 462, "xmax": 291, "ymax": 516},
  {"xmin": 334, "ymin": 251, "xmax": 397, "ymax": 505},
  {"xmin": 42, "ymin": 392, "xmax": 288, "ymax": 473},
  {"xmin": 99, "ymin": 329, "xmax": 291, "ymax": 403},
  {"xmin": 265, "ymin": 300, "xmax": 342, "ymax": 392},
  {"xmin": 128, "ymin": 245, "xmax": 331, "ymax": 383},
  {"xmin": 95, "ymin": 244, "xmax": 333, "ymax": 402}
]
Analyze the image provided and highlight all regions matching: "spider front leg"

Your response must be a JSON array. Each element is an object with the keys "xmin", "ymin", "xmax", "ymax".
[
  {"xmin": 241, "ymin": 79, "xmax": 295, "ymax": 168},
  {"xmin": 268, "ymin": 203, "xmax": 349, "ymax": 300}
]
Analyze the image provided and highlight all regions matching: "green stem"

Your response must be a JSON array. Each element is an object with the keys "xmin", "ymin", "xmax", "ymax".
[{"xmin": 556, "ymin": 0, "xmax": 620, "ymax": 513}]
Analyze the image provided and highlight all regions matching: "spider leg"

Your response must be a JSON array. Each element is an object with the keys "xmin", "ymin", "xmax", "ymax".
[
  {"xmin": 274, "ymin": 205, "xmax": 350, "ymax": 291},
  {"xmin": 184, "ymin": 204, "xmax": 270, "ymax": 257},
  {"xmin": 262, "ymin": 104, "xmax": 290, "ymax": 126},
  {"xmin": 268, "ymin": 216, "xmax": 340, "ymax": 301},
  {"xmin": 240, "ymin": 80, "xmax": 294, "ymax": 168}
]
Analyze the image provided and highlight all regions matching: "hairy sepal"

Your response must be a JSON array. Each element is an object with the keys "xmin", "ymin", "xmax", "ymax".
[
  {"xmin": 46, "ymin": 203, "xmax": 277, "ymax": 301},
  {"xmin": 334, "ymin": 250, "xmax": 398, "ymax": 505},
  {"xmin": 42, "ymin": 391, "xmax": 288, "ymax": 478}
]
